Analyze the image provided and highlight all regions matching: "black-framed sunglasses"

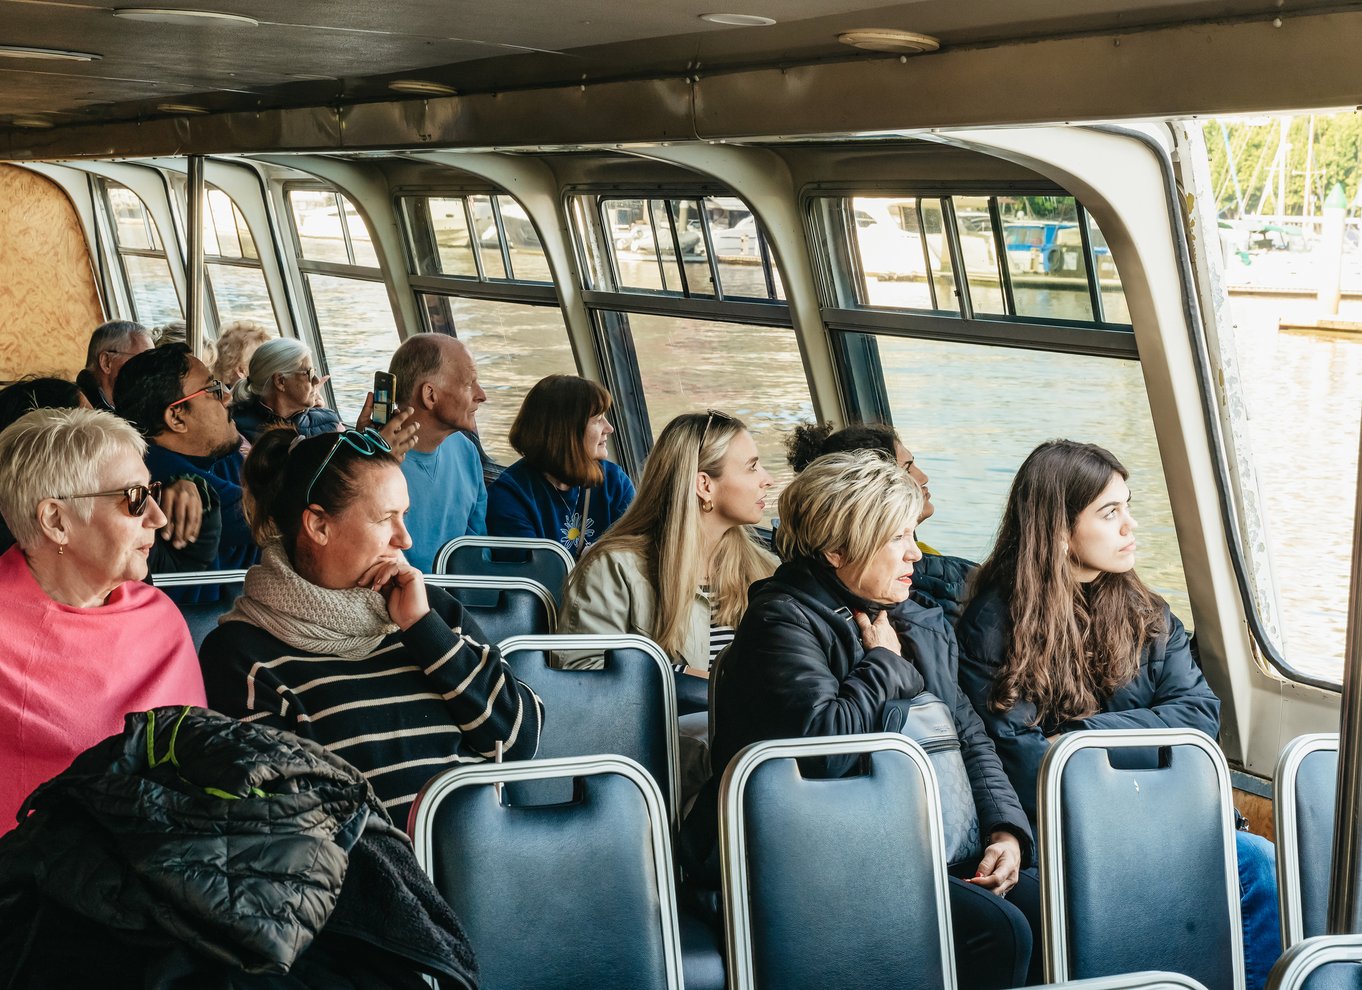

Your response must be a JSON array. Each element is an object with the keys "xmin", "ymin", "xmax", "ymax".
[
  {"xmin": 304, "ymin": 428, "xmax": 392, "ymax": 506},
  {"xmin": 168, "ymin": 379, "xmax": 228, "ymax": 409},
  {"xmin": 57, "ymin": 481, "xmax": 163, "ymax": 517}
]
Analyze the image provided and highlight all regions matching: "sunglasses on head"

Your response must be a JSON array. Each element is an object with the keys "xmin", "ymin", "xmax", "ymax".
[
  {"xmin": 697, "ymin": 408, "xmax": 735, "ymax": 452},
  {"xmin": 304, "ymin": 428, "xmax": 392, "ymax": 507},
  {"xmin": 168, "ymin": 379, "xmax": 227, "ymax": 409},
  {"xmin": 58, "ymin": 481, "xmax": 163, "ymax": 516}
]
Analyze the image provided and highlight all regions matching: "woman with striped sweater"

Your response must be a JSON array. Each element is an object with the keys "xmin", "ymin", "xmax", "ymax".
[{"xmin": 200, "ymin": 425, "xmax": 542, "ymax": 828}]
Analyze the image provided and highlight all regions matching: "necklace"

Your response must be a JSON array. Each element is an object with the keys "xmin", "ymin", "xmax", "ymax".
[{"xmin": 549, "ymin": 479, "xmax": 583, "ymax": 543}]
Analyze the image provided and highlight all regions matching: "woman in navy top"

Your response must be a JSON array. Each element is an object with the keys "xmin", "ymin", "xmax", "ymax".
[{"xmin": 486, "ymin": 375, "xmax": 634, "ymax": 559}]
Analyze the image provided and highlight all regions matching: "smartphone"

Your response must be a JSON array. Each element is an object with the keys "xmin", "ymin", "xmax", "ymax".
[{"xmin": 371, "ymin": 371, "xmax": 397, "ymax": 427}]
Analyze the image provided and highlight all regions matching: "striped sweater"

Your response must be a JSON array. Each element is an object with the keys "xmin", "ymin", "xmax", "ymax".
[{"xmin": 199, "ymin": 586, "xmax": 542, "ymax": 827}]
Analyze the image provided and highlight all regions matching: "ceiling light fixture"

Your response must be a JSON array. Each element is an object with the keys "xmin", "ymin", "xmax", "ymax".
[
  {"xmin": 0, "ymin": 44, "xmax": 101, "ymax": 61},
  {"xmin": 112, "ymin": 8, "xmax": 259, "ymax": 26},
  {"xmin": 700, "ymin": 13, "xmax": 777, "ymax": 26},
  {"xmin": 157, "ymin": 102, "xmax": 209, "ymax": 114},
  {"xmin": 388, "ymin": 79, "xmax": 457, "ymax": 96},
  {"xmin": 838, "ymin": 29, "xmax": 940, "ymax": 54},
  {"xmin": 10, "ymin": 116, "xmax": 55, "ymax": 128}
]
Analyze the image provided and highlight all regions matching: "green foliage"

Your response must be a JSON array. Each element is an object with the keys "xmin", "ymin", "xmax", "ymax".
[{"xmin": 1207, "ymin": 112, "xmax": 1362, "ymax": 217}]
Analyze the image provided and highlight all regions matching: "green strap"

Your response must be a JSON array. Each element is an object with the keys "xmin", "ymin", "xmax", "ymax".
[{"xmin": 143, "ymin": 707, "xmax": 268, "ymax": 801}]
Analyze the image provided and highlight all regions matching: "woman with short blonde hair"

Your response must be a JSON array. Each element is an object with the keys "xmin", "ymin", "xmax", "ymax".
[
  {"xmin": 691, "ymin": 449, "xmax": 1040, "ymax": 990},
  {"xmin": 211, "ymin": 319, "xmax": 273, "ymax": 388},
  {"xmin": 0, "ymin": 407, "xmax": 204, "ymax": 832}
]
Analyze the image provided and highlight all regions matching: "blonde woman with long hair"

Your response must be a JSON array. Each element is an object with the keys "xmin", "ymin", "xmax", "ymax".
[{"xmin": 560, "ymin": 409, "xmax": 776, "ymax": 675}]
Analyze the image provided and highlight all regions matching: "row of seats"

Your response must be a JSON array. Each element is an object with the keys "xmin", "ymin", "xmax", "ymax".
[{"xmin": 410, "ymin": 729, "xmax": 1341, "ymax": 990}]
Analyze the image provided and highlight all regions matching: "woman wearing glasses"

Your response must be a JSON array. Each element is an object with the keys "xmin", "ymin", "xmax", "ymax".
[
  {"xmin": 486, "ymin": 375, "xmax": 635, "ymax": 560},
  {"xmin": 0, "ymin": 407, "xmax": 205, "ymax": 833},
  {"xmin": 199, "ymin": 425, "xmax": 543, "ymax": 826},
  {"xmin": 230, "ymin": 338, "xmax": 341, "ymax": 444}
]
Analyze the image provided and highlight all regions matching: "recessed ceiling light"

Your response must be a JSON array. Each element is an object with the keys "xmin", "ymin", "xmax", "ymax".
[
  {"xmin": 10, "ymin": 116, "xmax": 54, "ymax": 128},
  {"xmin": 388, "ymin": 79, "xmax": 457, "ymax": 96},
  {"xmin": 0, "ymin": 44, "xmax": 101, "ymax": 61},
  {"xmin": 157, "ymin": 102, "xmax": 209, "ymax": 114},
  {"xmin": 838, "ymin": 29, "xmax": 940, "ymax": 54},
  {"xmin": 700, "ymin": 13, "xmax": 777, "ymax": 26},
  {"xmin": 112, "ymin": 8, "xmax": 259, "ymax": 26}
]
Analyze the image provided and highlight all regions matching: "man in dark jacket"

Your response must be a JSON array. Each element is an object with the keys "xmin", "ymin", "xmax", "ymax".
[{"xmin": 0, "ymin": 706, "xmax": 477, "ymax": 988}]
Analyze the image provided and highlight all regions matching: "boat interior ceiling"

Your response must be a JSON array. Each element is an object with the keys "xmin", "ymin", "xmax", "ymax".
[{"xmin": 3, "ymin": 0, "xmax": 1362, "ymax": 157}]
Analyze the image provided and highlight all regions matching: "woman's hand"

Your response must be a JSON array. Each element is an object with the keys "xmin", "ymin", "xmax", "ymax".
[
  {"xmin": 358, "ymin": 555, "xmax": 430, "ymax": 630},
  {"xmin": 355, "ymin": 393, "xmax": 420, "ymax": 463},
  {"xmin": 967, "ymin": 831, "xmax": 1022, "ymax": 897},
  {"xmin": 855, "ymin": 610, "xmax": 901, "ymax": 655},
  {"xmin": 158, "ymin": 479, "xmax": 203, "ymax": 549}
]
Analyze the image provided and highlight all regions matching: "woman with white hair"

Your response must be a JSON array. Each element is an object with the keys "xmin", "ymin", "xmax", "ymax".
[
  {"xmin": 0, "ymin": 407, "xmax": 205, "ymax": 833},
  {"xmin": 230, "ymin": 337, "xmax": 340, "ymax": 443},
  {"xmin": 686, "ymin": 450, "xmax": 1040, "ymax": 990}
]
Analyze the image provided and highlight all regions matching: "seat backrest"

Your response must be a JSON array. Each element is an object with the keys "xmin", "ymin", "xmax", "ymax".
[
  {"xmin": 153, "ymin": 569, "xmax": 247, "ymax": 649},
  {"xmin": 497, "ymin": 633, "xmax": 679, "ymax": 827},
  {"xmin": 1275, "ymin": 734, "xmax": 1339, "ymax": 948},
  {"xmin": 1266, "ymin": 933, "xmax": 1362, "ymax": 990},
  {"xmin": 433, "ymin": 536, "xmax": 574, "ymax": 605},
  {"xmin": 720, "ymin": 733, "xmax": 956, "ymax": 990},
  {"xmin": 410, "ymin": 754, "xmax": 684, "ymax": 990},
  {"xmin": 1039, "ymin": 729, "xmax": 1243, "ymax": 990},
  {"xmin": 424, "ymin": 575, "xmax": 555, "ymax": 645}
]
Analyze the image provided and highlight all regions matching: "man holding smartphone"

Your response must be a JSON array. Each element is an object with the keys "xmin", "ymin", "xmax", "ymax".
[{"xmin": 386, "ymin": 333, "xmax": 488, "ymax": 572}]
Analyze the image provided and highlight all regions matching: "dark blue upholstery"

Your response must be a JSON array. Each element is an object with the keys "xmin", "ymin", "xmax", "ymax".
[
  {"xmin": 421, "ymin": 765, "xmax": 677, "ymax": 990},
  {"xmin": 500, "ymin": 643, "xmax": 675, "ymax": 820},
  {"xmin": 167, "ymin": 580, "xmax": 242, "ymax": 649},
  {"xmin": 1290, "ymin": 745, "xmax": 1339, "ymax": 942},
  {"xmin": 1053, "ymin": 742, "xmax": 1237, "ymax": 990},
  {"xmin": 733, "ymin": 744, "xmax": 951, "ymax": 990},
  {"xmin": 442, "ymin": 582, "xmax": 552, "ymax": 646},
  {"xmin": 436, "ymin": 540, "xmax": 570, "ymax": 605}
]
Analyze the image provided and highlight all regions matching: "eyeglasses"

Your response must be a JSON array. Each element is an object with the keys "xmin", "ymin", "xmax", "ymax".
[
  {"xmin": 168, "ymin": 379, "xmax": 227, "ymax": 409},
  {"xmin": 290, "ymin": 369, "xmax": 322, "ymax": 385},
  {"xmin": 57, "ymin": 481, "xmax": 163, "ymax": 516},
  {"xmin": 304, "ymin": 428, "xmax": 392, "ymax": 506},
  {"xmin": 697, "ymin": 408, "xmax": 733, "ymax": 453}
]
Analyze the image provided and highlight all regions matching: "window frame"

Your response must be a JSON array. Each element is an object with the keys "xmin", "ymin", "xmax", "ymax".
[{"xmin": 95, "ymin": 177, "xmax": 181, "ymax": 327}]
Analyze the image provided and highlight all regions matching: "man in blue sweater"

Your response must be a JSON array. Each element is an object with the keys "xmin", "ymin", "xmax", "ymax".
[
  {"xmin": 388, "ymin": 333, "xmax": 488, "ymax": 572},
  {"xmin": 116, "ymin": 344, "xmax": 258, "ymax": 599}
]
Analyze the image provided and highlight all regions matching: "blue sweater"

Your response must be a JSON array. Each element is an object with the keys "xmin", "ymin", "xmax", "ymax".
[
  {"xmin": 400, "ymin": 433, "xmax": 487, "ymax": 572},
  {"xmin": 144, "ymin": 443, "xmax": 260, "ymax": 600},
  {"xmin": 486, "ymin": 458, "xmax": 635, "ymax": 558}
]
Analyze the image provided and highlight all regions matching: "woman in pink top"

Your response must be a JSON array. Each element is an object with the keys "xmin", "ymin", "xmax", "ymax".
[{"xmin": 0, "ymin": 407, "xmax": 205, "ymax": 832}]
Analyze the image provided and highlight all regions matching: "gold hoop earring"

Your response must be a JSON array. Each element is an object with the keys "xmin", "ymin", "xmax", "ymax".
[{"xmin": 700, "ymin": 498, "xmax": 715, "ymax": 513}]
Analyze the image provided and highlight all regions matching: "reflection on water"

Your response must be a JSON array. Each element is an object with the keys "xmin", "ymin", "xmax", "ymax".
[{"xmin": 1229, "ymin": 294, "xmax": 1362, "ymax": 682}]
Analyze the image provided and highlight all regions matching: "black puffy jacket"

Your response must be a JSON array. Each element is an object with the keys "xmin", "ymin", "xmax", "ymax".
[
  {"xmin": 0, "ymin": 706, "xmax": 477, "ymax": 989},
  {"xmin": 692, "ymin": 558, "xmax": 1032, "ymax": 867},
  {"xmin": 911, "ymin": 550, "xmax": 977, "ymax": 627}
]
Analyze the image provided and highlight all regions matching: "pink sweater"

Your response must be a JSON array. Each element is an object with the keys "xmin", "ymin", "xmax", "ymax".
[{"xmin": 0, "ymin": 545, "xmax": 206, "ymax": 832}]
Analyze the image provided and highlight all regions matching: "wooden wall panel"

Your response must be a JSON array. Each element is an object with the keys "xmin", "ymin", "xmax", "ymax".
[{"xmin": 0, "ymin": 164, "xmax": 102, "ymax": 380}]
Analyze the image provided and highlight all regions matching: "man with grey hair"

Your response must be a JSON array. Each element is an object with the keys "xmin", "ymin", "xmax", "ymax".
[
  {"xmin": 388, "ymin": 333, "xmax": 488, "ymax": 571},
  {"xmin": 76, "ymin": 319, "xmax": 154, "ymax": 412}
]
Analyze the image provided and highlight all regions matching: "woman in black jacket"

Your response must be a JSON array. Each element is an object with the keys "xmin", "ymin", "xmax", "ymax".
[
  {"xmin": 701, "ymin": 450, "xmax": 1040, "ymax": 990},
  {"xmin": 956, "ymin": 439, "xmax": 1279, "ymax": 990}
]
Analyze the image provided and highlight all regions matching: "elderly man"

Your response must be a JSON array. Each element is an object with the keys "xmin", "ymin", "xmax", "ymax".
[
  {"xmin": 76, "ymin": 320, "xmax": 154, "ymax": 412},
  {"xmin": 388, "ymin": 333, "xmax": 488, "ymax": 572},
  {"xmin": 115, "ymin": 344, "xmax": 257, "ymax": 596}
]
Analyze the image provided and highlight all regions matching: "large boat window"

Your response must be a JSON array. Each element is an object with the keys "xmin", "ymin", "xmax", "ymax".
[
  {"xmin": 203, "ymin": 186, "xmax": 274, "ymax": 329},
  {"xmin": 816, "ymin": 193, "xmax": 1130, "ymax": 332},
  {"xmin": 618, "ymin": 311, "xmax": 812, "ymax": 522},
  {"xmin": 576, "ymin": 195, "xmax": 782, "ymax": 303},
  {"xmin": 286, "ymin": 186, "xmax": 396, "ymax": 417},
  {"xmin": 399, "ymin": 194, "xmax": 551, "ymax": 284},
  {"xmin": 417, "ymin": 293, "xmax": 577, "ymax": 463},
  {"xmin": 99, "ymin": 180, "xmax": 181, "ymax": 327},
  {"xmin": 874, "ymin": 335, "xmax": 1191, "ymax": 622}
]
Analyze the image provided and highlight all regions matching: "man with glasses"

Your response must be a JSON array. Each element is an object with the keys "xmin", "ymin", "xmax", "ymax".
[
  {"xmin": 76, "ymin": 320, "xmax": 154, "ymax": 412},
  {"xmin": 116, "ymin": 344, "xmax": 257, "ymax": 598},
  {"xmin": 388, "ymin": 333, "xmax": 489, "ymax": 572}
]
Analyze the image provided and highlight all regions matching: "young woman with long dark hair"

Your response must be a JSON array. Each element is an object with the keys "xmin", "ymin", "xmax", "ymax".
[{"xmin": 956, "ymin": 439, "xmax": 1280, "ymax": 990}]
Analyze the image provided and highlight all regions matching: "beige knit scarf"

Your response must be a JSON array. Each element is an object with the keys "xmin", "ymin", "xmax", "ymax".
[{"xmin": 222, "ymin": 542, "xmax": 399, "ymax": 659}]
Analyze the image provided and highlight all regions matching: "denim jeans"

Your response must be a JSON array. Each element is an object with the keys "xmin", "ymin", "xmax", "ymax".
[{"xmin": 1237, "ymin": 830, "xmax": 1282, "ymax": 990}]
